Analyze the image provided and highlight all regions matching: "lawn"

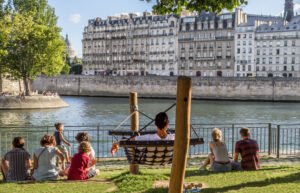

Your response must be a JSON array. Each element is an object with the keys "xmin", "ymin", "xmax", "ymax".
[{"xmin": 0, "ymin": 165, "xmax": 299, "ymax": 193}]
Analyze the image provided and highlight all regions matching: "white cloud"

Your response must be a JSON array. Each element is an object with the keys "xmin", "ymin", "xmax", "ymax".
[{"xmin": 69, "ymin": 13, "xmax": 81, "ymax": 24}]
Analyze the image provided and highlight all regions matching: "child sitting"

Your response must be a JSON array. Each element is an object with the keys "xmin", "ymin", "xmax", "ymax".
[
  {"xmin": 75, "ymin": 132, "xmax": 99, "ymax": 178},
  {"xmin": 54, "ymin": 123, "xmax": 71, "ymax": 163},
  {"xmin": 67, "ymin": 141, "xmax": 91, "ymax": 180}
]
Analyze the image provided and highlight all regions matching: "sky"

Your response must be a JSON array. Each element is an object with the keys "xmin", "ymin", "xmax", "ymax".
[{"xmin": 47, "ymin": 0, "xmax": 300, "ymax": 58}]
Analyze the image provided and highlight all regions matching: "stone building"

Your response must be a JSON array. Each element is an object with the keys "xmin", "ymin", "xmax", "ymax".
[
  {"xmin": 178, "ymin": 12, "xmax": 235, "ymax": 77},
  {"xmin": 255, "ymin": 17, "xmax": 300, "ymax": 77},
  {"xmin": 65, "ymin": 34, "xmax": 77, "ymax": 59},
  {"xmin": 82, "ymin": 12, "xmax": 178, "ymax": 76},
  {"xmin": 234, "ymin": 9, "xmax": 283, "ymax": 77}
]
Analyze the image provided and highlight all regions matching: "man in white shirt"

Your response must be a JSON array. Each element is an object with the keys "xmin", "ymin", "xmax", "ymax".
[{"xmin": 111, "ymin": 112, "xmax": 174, "ymax": 155}]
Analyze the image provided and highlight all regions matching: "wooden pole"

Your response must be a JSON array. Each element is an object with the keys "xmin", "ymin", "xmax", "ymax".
[
  {"xmin": 168, "ymin": 76, "xmax": 192, "ymax": 193},
  {"xmin": 129, "ymin": 92, "xmax": 139, "ymax": 174}
]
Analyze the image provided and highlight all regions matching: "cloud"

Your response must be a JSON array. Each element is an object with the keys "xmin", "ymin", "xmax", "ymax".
[
  {"xmin": 69, "ymin": 13, "xmax": 81, "ymax": 24},
  {"xmin": 295, "ymin": 3, "xmax": 300, "ymax": 15}
]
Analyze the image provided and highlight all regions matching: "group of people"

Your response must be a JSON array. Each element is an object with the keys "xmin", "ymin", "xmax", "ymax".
[
  {"xmin": 0, "ymin": 112, "xmax": 260, "ymax": 182},
  {"xmin": 0, "ymin": 123, "xmax": 99, "ymax": 182},
  {"xmin": 111, "ymin": 112, "xmax": 260, "ymax": 172},
  {"xmin": 200, "ymin": 127, "xmax": 259, "ymax": 172}
]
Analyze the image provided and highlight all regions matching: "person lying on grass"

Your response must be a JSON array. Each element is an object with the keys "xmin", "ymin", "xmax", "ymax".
[
  {"xmin": 110, "ymin": 112, "xmax": 174, "ymax": 156},
  {"xmin": 67, "ymin": 141, "xmax": 92, "ymax": 180},
  {"xmin": 33, "ymin": 135, "xmax": 65, "ymax": 181},
  {"xmin": 75, "ymin": 132, "xmax": 99, "ymax": 178},
  {"xmin": 1, "ymin": 137, "xmax": 32, "ymax": 182}
]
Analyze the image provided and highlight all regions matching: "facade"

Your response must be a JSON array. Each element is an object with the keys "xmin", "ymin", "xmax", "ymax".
[
  {"xmin": 234, "ymin": 10, "xmax": 283, "ymax": 77},
  {"xmin": 82, "ymin": 0, "xmax": 300, "ymax": 77},
  {"xmin": 82, "ymin": 13, "xmax": 178, "ymax": 76},
  {"xmin": 178, "ymin": 12, "xmax": 235, "ymax": 77},
  {"xmin": 255, "ymin": 17, "xmax": 300, "ymax": 77}
]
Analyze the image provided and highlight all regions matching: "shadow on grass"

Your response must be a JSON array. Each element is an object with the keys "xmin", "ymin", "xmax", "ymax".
[
  {"xmin": 143, "ymin": 187, "xmax": 168, "ymax": 193},
  {"xmin": 202, "ymin": 171, "xmax": 300, "ymax": 193}
]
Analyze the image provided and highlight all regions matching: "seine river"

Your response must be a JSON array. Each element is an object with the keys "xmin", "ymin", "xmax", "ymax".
[{"xmin": 0, "ymin": 96, "xmax": 300, "ymax": 127}]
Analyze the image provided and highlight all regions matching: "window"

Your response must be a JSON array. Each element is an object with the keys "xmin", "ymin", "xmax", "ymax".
[
  {"xmin": 256, "ymin": 58, "xmax": 260, "ymax": 64},
  {"xmin": 276, "ymin": 49, "xmax": 280, "ymax": 55},
  {"xmin": 276, "ymin": 57, "xmax": 279, "ymax": 64},
  {"xmin": 284, "ymin": 40, "xmax": 288, "ymax": 47},
  {"xmin": 269, "ymin": 57, "xmax": 273, "ymax": 64},
  {"xmin": 284, "ymin": 57, "xmax": 287, "ymax": 64},
  {"xmin": 284, "ymin": 66, "xmax": 287, "ymax": 71},
  {"xmin": 292, "ymin": 66, "xmax": 295, "ymax": 71},
  {"xmin": 237, "ymin": 48, "xmax": 240, "ymax": 54},
  {"xmin": 292, "ymin": 40, "xmax": 296, "ymax": 46},
  {"xmin": 237, "ymin": 65, "xmax": 240, "ymax": 71},
  {"xmin": 257, "ymin": 50, "xmax": 260, "ymax": 55},
  {"xmin": 248, "ymin": 65, "xmax": 251, "ymax": 71},
  {"xmin": 249, "ymin": 48, "xmax": 252, "ymax": 53},
  {"xmin": 238, "ymin": 34, "xmax": 241, "ymax": 39},
  {"xmin": 262, "ymin": 58, "xmax": 266, "ymax": 64},
  {"xmin": 292, "ymin": 57, "xmax": 295, "ymax": 64}
]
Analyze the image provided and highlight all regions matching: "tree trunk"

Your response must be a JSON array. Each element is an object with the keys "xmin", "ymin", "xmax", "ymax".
[
  {"xmin": 0, "ymin": 74, "xmax": 2, "ymax": 93},
  {"xmin": 23, "ymin": 76, "xmax": 31, "ymax": 96}
]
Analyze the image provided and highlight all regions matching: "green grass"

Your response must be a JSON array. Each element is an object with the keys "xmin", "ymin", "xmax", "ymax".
[{"xmin": 0, "ymin": 165, "xmax": 300, "ymax": 193}]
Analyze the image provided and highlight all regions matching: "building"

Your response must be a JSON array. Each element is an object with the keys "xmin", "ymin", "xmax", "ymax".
[
  {"xmin": 255, "ymin": 16, "xmax": 300, "ymax": 77},
  {"xmin": 178, "ymin": 12, "xmax": 235, "ymax": 77},
  {"xmin": 82, "ymin": 0, "xmax": 300, "ymax": 77},
  {"xmin": 234, "ymin": 9, "xmax": 283, "ymax": 77},
  {"xmin": 65, "ymin": 34, "xmax": 77, "ymax": 59},
  {"xmin": 82, "ymin": 13, "xmax": 178, "ymax": 76}
]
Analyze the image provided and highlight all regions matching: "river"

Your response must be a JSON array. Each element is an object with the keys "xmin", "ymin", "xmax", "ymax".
[{"xmin": 0, "ymin": 96, "xmax": 300, "ymax": 127}]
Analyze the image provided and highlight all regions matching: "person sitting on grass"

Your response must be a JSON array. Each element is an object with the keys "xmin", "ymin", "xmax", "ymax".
[
  {"xmin": 54, "ymin": 123, "xmax": 71, "ymax": 163},
  {"xmin": 33, "ymin": 135, "xmax": 65, "ymax": 181},
  {"xmin": 200, "ymin": 128, "xmax": 231, "ymax": 172},
  {"xmin": 67, "ymin": 141, "xmax": 91, "ymax": 181},
  {"xmin": 234, "ymin": 127, "xmax": 260, "ymax": 170},
  {"xmin": 75, "ymin": 132, "xmax": 99, "ymax": 178},
  {"xmin": 0, "ymin": 137, "xmax": 32, "ymax": 182},
  {"xmin": 111, "ymin": 112, "xmax": 174, "ymax": 155}
]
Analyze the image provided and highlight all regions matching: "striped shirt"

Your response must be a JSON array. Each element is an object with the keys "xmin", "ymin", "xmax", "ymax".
[
  {"xmin": 3, "ymin": 148, "xmax": 30, "ymax": 181},
  {"xmin": 235, "ymin": 138, "xmax": 260, "ymax": 170}
]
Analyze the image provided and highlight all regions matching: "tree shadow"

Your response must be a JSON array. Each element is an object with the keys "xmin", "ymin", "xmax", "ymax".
[
  {"xmin": 143, "ymin": 187, "xmax": 168, "ymax": 193},
  {"xmin": 202, "ymin": 171, "xmax": 300, "ymax": 193}
]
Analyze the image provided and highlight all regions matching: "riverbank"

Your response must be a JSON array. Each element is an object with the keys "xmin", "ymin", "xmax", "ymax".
[
  {"xmin": 0, "ymin": 95, "xmax": 69, "ymax": 109},
  {"xmin": 32, "ymin": 75, "xmax": 300, "ymax": 102}
]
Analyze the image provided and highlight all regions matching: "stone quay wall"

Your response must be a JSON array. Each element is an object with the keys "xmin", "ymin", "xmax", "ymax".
[
  {"xmin": 1, "ymin": 78, "xmax": 24, "ymax": 94},
  {"xmin": 32, "ymin": 75, "xmax": 300, "ymax": 101}
]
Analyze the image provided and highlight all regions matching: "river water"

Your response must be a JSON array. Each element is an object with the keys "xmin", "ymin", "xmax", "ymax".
[{"xmin": 1, "ymin": 96, "xmax": 300, "ymax": 127}]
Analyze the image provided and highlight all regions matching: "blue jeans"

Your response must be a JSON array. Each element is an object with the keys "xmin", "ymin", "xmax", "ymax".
[{"xmin": 212, "ymin": 161, "xmax": 232, "ymax": 172}]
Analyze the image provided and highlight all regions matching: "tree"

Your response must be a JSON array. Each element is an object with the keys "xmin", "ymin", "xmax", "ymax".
[
  {"xmin": 141, "ymin": 0, "xmax": 248, "ymax": 14},
  {"xmin": 1, "ymin": 0, "xmax": 66, "ymax": 96}
]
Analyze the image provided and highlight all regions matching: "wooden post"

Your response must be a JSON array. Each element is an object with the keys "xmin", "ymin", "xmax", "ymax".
[
  {"xmin": 129, "ymin": 92, "xmax": 139, "ymax": 174},
  {"xmin": 168, "ymin": 76, "xmax": 192, "ymax": 193}
]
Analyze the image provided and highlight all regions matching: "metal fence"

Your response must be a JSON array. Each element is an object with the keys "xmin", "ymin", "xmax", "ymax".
[{"xmin": 0, "ymin": 123, "xmax": 299, "ymax": 159}]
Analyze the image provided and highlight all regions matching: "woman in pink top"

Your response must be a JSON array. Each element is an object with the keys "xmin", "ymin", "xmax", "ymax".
[{"xmin": 67, "ymin": 142, "xmax": 91, "ymax": 180}]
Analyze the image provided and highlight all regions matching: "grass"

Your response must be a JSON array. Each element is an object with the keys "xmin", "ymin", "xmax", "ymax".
[{"xmin": 0, "ymin": 165, "xmax": 300, "ymax": 193}]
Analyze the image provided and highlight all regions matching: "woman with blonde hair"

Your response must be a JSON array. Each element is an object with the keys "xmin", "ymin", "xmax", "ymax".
[{"xmin": 200, "ymin": 128, "xmax": 231, "ymax": 172}]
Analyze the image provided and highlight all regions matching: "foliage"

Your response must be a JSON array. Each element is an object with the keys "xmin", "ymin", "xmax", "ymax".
[
  {"xmin": 70, "ymin": 65, "xmax": 82, "ymax": 75},
  {"xmin": 141, "ymin": 0, "xmax": 248, "ymax": 14},
  {"xmin": 0, "ymin": 0, "xmax": 66, "ymax": 95}
]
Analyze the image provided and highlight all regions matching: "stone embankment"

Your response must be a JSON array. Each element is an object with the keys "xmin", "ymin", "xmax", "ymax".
[
  {"xmin": 32, "ymin": 75, "xmax": 300, "ymax": 101},
  {"xmin": 0, "ymin": 95, "xmax": 68, "ymax": 109}
]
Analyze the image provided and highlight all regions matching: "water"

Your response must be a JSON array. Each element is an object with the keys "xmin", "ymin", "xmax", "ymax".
[{"xmin": 0, "ymin": 96, "xmax": 300, "ymax": 126}]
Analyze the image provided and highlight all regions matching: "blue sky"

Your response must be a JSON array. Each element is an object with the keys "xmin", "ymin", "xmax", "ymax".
[{"xmin": 47, "ymin": 0, "xmax": 299, "ymax": 57}]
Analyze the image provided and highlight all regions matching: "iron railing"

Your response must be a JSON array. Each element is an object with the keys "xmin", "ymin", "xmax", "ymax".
[{"xmin": 0, "ymin": 123, "xmax": 299, "ymax": 159}]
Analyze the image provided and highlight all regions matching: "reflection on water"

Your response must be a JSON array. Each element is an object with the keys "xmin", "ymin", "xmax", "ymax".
[{"xmin": 0, "ymin": 96, "xmax": 300, "ymax": 127}]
